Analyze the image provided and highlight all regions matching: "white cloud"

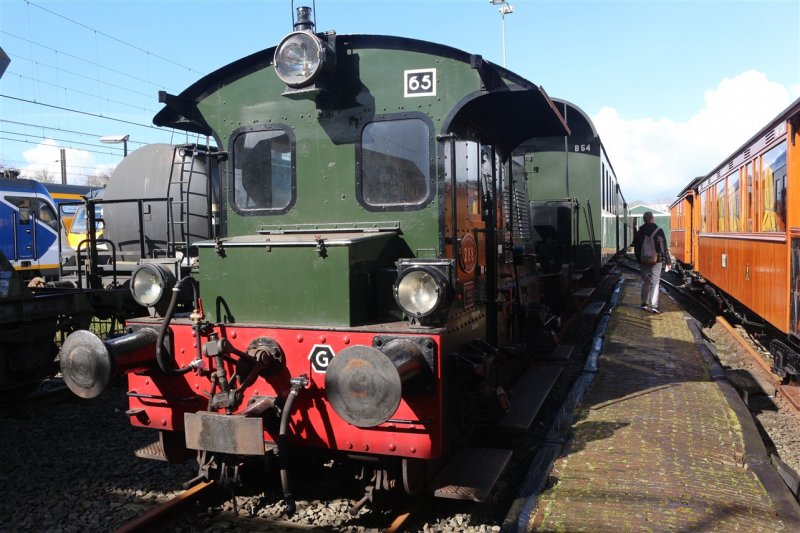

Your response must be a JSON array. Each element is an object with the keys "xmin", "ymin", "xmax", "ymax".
[
  {"xmin": 20, "ymin": 139, "xmax": 96, "ymax": 185},
  {"xmin": 594, "ymin": 70, "xmax": 793, "ymax": 204}
]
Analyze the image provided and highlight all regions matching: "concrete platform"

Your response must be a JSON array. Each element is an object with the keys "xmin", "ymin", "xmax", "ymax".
[{"xmin": 528, "ymin": 276, "xmax": 800, "ymax": 532}]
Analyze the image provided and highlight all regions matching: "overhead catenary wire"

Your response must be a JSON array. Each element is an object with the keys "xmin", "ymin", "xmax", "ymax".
[
  {"xmin": 0, "ymin": 136, "xmax": 130, "ymax": 157},
  {"xmin": 1, "ymin": 130, "xmax": 141, "ymax": 152},
  {"xmin": 19, "ymin": 2, "xmax": 206, "ymax": 77},
  {"xmin": 1, "ymin": 119, "xmax": 149, "ymax": 145},
  {"xmin": 4, "ymin": 70, "xmax": 159, "ymax": 114},
  {"xmin": 3, "ymin": 1, "xmax": 211, "ymax": 180},
  {"xmin": 2, "ymin": 31, "xmax": 182, "ymax": 96},
  {"xmin": 2, "ymin": 95, "xmax": 167, "ymax": 131}
]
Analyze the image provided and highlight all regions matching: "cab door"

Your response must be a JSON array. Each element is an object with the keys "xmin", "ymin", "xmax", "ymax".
[
  {"xmin": 442, "ymin": 137, "xmax": 492, "ymax": 336},
  {"xmin": 7, "ymin": 196, "xmax": 35, "ymax": 261}
]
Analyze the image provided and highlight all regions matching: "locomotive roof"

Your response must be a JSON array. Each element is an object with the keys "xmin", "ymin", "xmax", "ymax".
[
  {"xmin": 153, "ymin": 33, "xmax": 569, "ymax": 157},
  {"xmin": 0, "ymin": 177, "xmax": 52, "ymax": 196},
  {"xmin": 551, "ymin": 98, "xmax": 598, "ymax": 138}
]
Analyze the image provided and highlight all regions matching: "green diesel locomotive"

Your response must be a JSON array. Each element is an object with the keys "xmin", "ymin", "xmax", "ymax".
[{"xmin": 59, "ymin": 7, "xmax": 626, "ymax": 512}]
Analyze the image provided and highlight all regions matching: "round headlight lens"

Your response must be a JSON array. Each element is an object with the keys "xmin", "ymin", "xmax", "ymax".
[
  {"xmin": 396, "ymin": 269, "xmax": 444, "ymax": 317},
  {"xmin": 130, "ymin": 264, "xmax": 171, "ymax": 307},
  {"xmin": 274, "ymin": 32, "xmax": 324, "ymax": 87}
]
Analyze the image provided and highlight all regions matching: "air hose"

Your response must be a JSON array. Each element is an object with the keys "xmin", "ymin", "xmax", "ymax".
[
  {"xmin": 279, "ymin": 375, "xmax": 309, "ymax": 516},
  {"xmin": 156, "ymin": 275, "xmax": 200, "ymax": 375}
]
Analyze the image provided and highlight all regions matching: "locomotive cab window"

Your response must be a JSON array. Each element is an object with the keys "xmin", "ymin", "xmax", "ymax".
[
  {"xmin": 232, "ymin": 128, "xmax": 294, "ymax": 213},
  {"xmin": 36, "ymin": 200, "xmax": 59, "ymax": 232},
  {"xmin": 6, "ymin": 196, "xmax": 31, "ymax": 225},
  {"xmin": 358, "ymin": 118, "xmax": 432, "ymax": 209}
]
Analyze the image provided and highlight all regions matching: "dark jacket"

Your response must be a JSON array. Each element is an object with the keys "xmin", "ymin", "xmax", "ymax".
[{"xmin": 634, "ymin": 222, "xmax": 671, "ymax": 265}]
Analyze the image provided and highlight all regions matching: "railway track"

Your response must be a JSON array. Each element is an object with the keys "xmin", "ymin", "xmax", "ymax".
[
  {"xmin": 707, "ymin": 315, "xmax": 800, "ymax": 412},
  {"xmin": 113, "ymin": 478, "xmax": 422, "ymax": 532},
  {"xmin": 114, "ymin": 481, "xmax": 222, "ymax": 533}
]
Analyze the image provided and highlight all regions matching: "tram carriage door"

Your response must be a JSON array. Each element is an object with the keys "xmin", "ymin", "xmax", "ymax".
[{"xmin": 792, "ymin": 238, "xmax": 800, "ymax": 342}]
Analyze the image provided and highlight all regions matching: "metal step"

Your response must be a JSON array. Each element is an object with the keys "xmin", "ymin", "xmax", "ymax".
[
  {"xmin": 134, "ymin": 440, "xmax": 169, "ymax": 461},
  {"xmin": 572, "ymin": 287, "xmax": 594, "ymax": 299},
  {"xmin": 432, "ymin": 447, "xmax": 512, "ymax": 501},
  {"xmin": 541, "ymin": 344, "xmax": 574, "ymax": 361},
  {"xmin": 133, "ymin": 432, "xmax": 194, "ymax": 463},
  {"xmin": 581, "ymin": 301, "xmax": 606, "ymax": 316},
  {"xmin": 499, "ymin": 363, "xmax": 562, "ymax": 431}
]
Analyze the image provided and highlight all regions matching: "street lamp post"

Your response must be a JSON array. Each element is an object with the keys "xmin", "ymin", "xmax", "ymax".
[
  {"xmin": 490, "ymin": 0, "xmax": 514, "ymax": 67},
  {"xmin": 99, "ymin": 134, "xmax": 130, "ymax": 157},
  {"xmin": 59, "ymin": 148, "xmax": 67, "ymax": 184}
]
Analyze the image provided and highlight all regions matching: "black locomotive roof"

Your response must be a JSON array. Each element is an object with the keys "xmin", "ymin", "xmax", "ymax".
[{"xmin": 154, "ymin": 33, "xmax": 568, "ymax": 155}]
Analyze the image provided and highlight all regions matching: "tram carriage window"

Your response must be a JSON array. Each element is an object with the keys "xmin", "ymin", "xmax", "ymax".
[
  {"xmin": 233, "ymin": 129, "xmax": 293, "ymax": 212},
  {"xmin": 716, "ymin": 180, "xmax": 727, "ymax": 232},
  {"xmin": 728, "ymin": 172, "xmax": 740, "ymax": 232},
  {"xmin": 746, "ymin": 162, "xmax": 754, "ymax": 232},
  {"xmin": 761, "ymin": 142, "xmax": 787, "ymax": 232},
  {"xmin": 360, "ymin": 118, "xmax": 430, "ymax": 207},
  {"xmin": 700, "ymin": 190, "xmax": 707, "ymax": 232}
]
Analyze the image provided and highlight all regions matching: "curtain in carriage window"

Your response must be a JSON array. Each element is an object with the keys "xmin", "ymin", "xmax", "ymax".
[
  {"xmin": 700, "ymin": 189, "xmax": 707, "ymax": 232},
  {"xmin": 716, "ymin": 181, "xmax": 726, "ymax": 232},
  {"xmin": 761, "ymin": 142, "xmax": 786, "ymax": 233},
  {"xmin": 728, "ymin": 172, "xmax": 740, "ymax": 232}
]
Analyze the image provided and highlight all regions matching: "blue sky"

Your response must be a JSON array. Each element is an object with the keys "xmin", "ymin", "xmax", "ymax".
[{"xmin": 1, "ymin": 0, "xmax": 798, "ymax": 203}]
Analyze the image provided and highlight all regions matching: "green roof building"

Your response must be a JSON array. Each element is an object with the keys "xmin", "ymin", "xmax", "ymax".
[{"xmin": 630, "ymin": 204, "xmax": 671, "ymax": 247}]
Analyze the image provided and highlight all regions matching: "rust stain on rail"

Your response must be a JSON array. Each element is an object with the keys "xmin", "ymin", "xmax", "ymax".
[{"xmin": 114, "ymin": 480, "xmax": 216, "ymax": 533}]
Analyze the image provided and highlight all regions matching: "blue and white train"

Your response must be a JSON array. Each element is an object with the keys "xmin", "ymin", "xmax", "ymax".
[{"xmin": 0, "ymin": 178, "xmax": 71, "ymax": 280}]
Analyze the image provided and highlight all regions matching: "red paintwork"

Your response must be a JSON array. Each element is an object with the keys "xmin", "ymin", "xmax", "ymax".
[{"xmin": 126, "ymin": 319, "xmax": 443, "ymax": 460}]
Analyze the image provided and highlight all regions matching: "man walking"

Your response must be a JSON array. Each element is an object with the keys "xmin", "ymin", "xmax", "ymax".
[{"xmin": 633, "ymin": 211, "xmax": 671, "ymax": 314}]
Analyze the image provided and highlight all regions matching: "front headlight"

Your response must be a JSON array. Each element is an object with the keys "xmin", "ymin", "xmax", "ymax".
[
  {"xmin": 274, "ymin": 31, "xmax": 325, "ymax": 87},
  {"xmin": 130, "ymin": 264, "xmax": 175, "ymax": 308},
  {"xmin": 393, "ymin": 260, "xmax": 452, "ymax": 321}
]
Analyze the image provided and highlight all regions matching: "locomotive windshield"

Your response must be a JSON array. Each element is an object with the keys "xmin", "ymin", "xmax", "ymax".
[
  {"xmin": 359, "ymin": 118, "xmax": 431, "ymax": 207},
  {"xmin": 233, "ymin": 128, "xmax": 294, "ymax": 212}
]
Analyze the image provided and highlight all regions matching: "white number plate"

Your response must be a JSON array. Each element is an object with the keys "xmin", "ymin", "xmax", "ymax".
[{"xmin": 404, "ymin": 68, "xmax": 436, "ymax": 97}]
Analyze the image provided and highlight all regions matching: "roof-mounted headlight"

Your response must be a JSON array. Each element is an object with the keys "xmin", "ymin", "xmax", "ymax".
[
  {"xmin": 130, "ymin": 263, "xmax": 175, "ymax": 308},
  {"xmin": 274, "ymin": 31, "xmax": 327, "ymax": 88},
  {"xmin": 394, "ymin": 259, "xmax": 453, "ymax": 324}
]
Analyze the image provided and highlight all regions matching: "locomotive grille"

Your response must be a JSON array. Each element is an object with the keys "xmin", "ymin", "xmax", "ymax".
[{"xmin": 504, "ymin": 187, "xmax": 532, "ymax": 242}]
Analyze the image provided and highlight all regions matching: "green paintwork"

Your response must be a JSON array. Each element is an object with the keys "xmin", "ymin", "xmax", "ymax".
[
  {"xmin": 191, "ymin": 45, "xmax": 496, "ymax": 326},
  {"xmin": 196, "ymin": 232, "xmax": 401, "ymax": 326},
  {"xmin": 526, "ymin": 150, "xmax": 625, "ymax": 268}
]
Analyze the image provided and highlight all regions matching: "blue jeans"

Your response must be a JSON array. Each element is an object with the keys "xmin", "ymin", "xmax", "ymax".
[{"xmin": 640, "ymin": 262, "xmax": 663, "ymax": 309}]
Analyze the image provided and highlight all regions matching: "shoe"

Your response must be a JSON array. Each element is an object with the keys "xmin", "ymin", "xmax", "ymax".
[
  {"xmin": 650, "ymin": 307, "xmax": 660, "ymax": 314},
  {"xmin": 640, "ymin": 303, "xmax": 648, "ymax": 309}
]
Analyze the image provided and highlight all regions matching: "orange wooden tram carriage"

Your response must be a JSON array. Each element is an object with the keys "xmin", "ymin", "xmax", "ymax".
[{"xmin": 670, "ymin": 97, "xmax": 800, "ymax": 372}]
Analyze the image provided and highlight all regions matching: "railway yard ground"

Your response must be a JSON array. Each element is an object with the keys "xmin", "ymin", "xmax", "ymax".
[{"xmin": 2, "ymin": 264, "xmax": 800, "ymax": 532}]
